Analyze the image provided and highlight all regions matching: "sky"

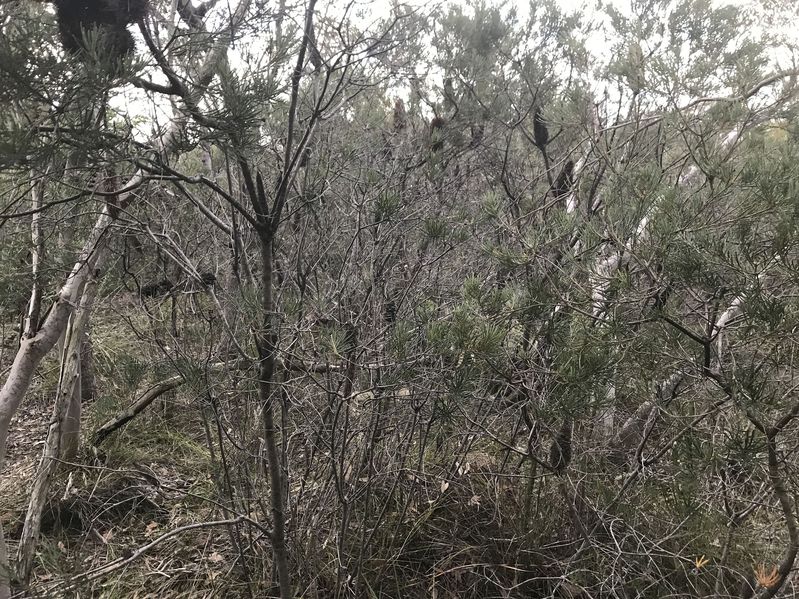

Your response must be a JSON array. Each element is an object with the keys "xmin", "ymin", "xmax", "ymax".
[{"xmin": 113, "ymin": 0, "xmax": 797, "ymax": 142}]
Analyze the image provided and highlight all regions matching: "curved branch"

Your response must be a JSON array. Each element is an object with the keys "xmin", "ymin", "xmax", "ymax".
[
  {"xmin": 754, "ymin": 433, "xmax": 799, "ymax": 599},
  {"xmin": 92, "ymin": 374, "xmax": 185, "ymax": 446},
  {"xmin": 271, "ymin": 0, "xmax": 318, "ymax": 231}
]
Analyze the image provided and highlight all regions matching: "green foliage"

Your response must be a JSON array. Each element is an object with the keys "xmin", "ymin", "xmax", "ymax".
[
  {"xmin": 387, "ymin": 319, "xmax": 415, "ymax": 362},
  {"xmin": 3, "ymin": 0, "xmax": 799, "ymax": 596},
  {"xmin": 422, "ymin": 216, "xmax": 448, "ymax": 242},
  {"xmin": 374, "ymin": 192, "xmax": 401, "ymax": 222}
]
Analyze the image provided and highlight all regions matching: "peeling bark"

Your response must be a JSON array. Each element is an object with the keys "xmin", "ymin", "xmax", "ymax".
[
  {"xmin": 16, "ymin": 263, "xmax": 101, "ymax": 584},
  {"xmin": 0, "ymin": 2, "xmax": 254, "ymax": 592}
]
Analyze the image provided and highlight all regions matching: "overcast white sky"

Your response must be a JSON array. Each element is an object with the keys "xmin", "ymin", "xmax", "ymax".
[{"xmin": 114, "ymin": 0, "xmax": 796, "ymax": 141}]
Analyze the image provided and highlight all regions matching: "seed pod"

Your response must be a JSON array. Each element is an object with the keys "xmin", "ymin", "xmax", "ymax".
[
  {"xmin": 533, "ymin": 107, "xmax": 549, "ymax": 148},
  {"xmin": 55, "ymin": 0, "xmax": 149, "ymax": 57},
  {"xmin": 430, "ymin": 116, "xmax": 446, "ymax": 152},
  {"xmin": 393, "ymin": 99, "xmax": 407, "ymax": 132},
  {"xmin": 551, "ymin": 159, "xmax": 574, "ymax": 198},
  {"xmin": 549, "ymin": 420, "xmax": 572, "ymax": 474},
  {"xmin": 308, "ymin": 23, "xmax": 323, "ymax": 70}
]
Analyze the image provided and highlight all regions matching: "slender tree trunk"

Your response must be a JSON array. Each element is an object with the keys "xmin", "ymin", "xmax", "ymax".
[
  {"xmin": 256, "ymin": 237, "xmax": 292, "ymax": 599},
  {"xmin": 17, "ymin": 265, "xmax": 100, "ymax": 583},
  {"xmin": 335, "ymin": 328, "xmax": 358, "ymax": 588},
  {"xmin": 52, "ymin": 311, "xmax": 85, "ymax": 463},
  {"xmin": 22, "ymin": 168, "xmax": 46, "ymax": 341},
  {"xmin": 59, "ymin": 356, "xmax": 82, "ymax": 462},
  {"xmin": 0, "ymin": 217, "xmax": 107, "ymax": 595},
  {"xmin": 80, "ymin": 329, "xmax": 96, "ymax": 404},
  {"xmin": 754, "ymin": 432, "xmax": 799, "ymax": 599},
  {"xmin": 0, "ymin": 3, "xmax": 253, "ymax": 589}
]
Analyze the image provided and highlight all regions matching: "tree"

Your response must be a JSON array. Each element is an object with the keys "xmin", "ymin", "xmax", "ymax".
[{"xmin": 1, "ymin": 0, "xmax": 799, "ymax": 597}]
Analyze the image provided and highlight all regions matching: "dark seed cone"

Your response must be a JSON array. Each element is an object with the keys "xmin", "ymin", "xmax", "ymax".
[
  {"xmin": 55, "ymin": 0, "xmax": 148, "ymax": 56},
  {"xmin": 549, "ymin": 420, "xmax": 572, "ymax": 474},
  {"xmin": 430, "ymin": 116, "xmax": 446, "ymax": 153},
  {"xmin": 393, "ymin": 99, "xmax": 407, "ymax": 132},
  {"xmin": 533, "ymin": 107, "xmax": 549, "ymax": 148},
  {"xmin": 551, "ymin": 159, "xmax": 574, "ymax": 198}
]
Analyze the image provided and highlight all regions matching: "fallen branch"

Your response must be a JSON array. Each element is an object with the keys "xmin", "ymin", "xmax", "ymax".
[
  {"xmin": 92, "ymin": 374, "xmax": 185, "ymax": 446},
  {"xmin": 50, "ymin": 517, "xmax": 244, "ymax": 590},
  {"xmin": 91, "ymin": 356, "xmax": 349, "ymax": 445}
]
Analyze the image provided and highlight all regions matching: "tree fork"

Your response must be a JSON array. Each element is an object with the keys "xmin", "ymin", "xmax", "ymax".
[{"xmin": 0, "ymin": 1, "xmax": 254, "ymax": 594}]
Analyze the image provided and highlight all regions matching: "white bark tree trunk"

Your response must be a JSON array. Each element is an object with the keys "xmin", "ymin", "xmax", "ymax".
[
  {"xmin": 0, "ymin": 2, "xmax": 253, "ymax": 593},
  {"xmin": 22, "ymin": 167, "xmax": 46, "ymax": 341},
  {"xmin": 16, "ymin": 264, "xmax": 100, "ymax": 583}
]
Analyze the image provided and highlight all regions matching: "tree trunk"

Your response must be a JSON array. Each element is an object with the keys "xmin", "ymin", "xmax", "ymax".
[
  {"xmin": 59, "ymin": 337, "xmax": 84, "ymax": 463},
  {"xmin": 21, "ymin": 167, "xmax": 46, "ymax": 342},
  {"xmin": 256, "ymin": 237, "xmax": 292, "ymax": 599},
  {"xmin": 0, "ymin": 2, "xmax": 253, "ymax": 589},
  {"xmin": 80, "ymin": 329, "xmax": 96, "ymax": 404},
  {"xmin": 17, "ymin": 264, "xmax": 100, "ymax": 584},
  {"xmin": 0, "ymin": 227, "xmax": 104, "ymax": 595}
]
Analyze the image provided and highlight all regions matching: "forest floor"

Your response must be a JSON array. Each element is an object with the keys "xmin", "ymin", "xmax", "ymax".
[
  {"xmin": 0, "ymin": 363, "xmax": 244, "ymax": 597},
  {"xmin": 0, "ymin": 394, "xmax": 50, "ymax": 528}
]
